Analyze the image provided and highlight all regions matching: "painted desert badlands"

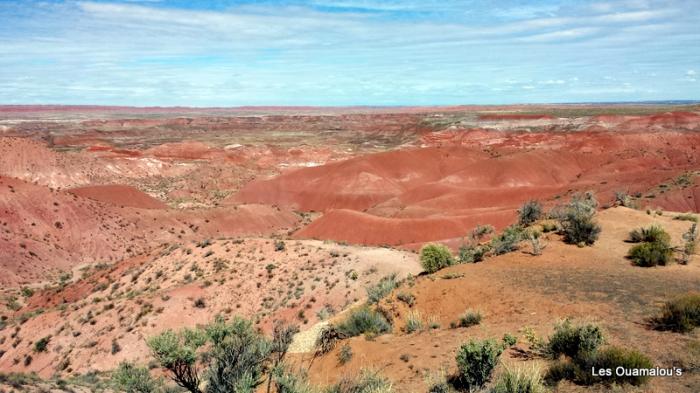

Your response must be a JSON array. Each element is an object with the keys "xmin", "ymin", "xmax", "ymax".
[{"xmin": 0, "ymin": 104, "xmax": 699, "ymax": 392}]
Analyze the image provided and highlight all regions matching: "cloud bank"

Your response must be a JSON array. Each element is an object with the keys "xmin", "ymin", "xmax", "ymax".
[{"xmin": 0, "ymin": 0, "xmax": 698, "ymax": 105}]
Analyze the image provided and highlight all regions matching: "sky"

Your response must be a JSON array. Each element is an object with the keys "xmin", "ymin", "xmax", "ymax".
[{"xmin": 0, "ymin": 0, "xmax": 698, "ymax": 106}]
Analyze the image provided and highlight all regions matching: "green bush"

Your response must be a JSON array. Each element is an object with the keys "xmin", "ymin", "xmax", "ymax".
[
  {"xmin": 547, "ymin": 319, "xmax": 604, "ymax": 359},
  {"xmin": 453, "ymin": 339, "xmax": 503, "ymax": 390},
  {"xmin": 457, "ymin": 310, "xmax": 482, "ymax": 328},
  {"xmin": 458, "ymin": 244, "xmax": 490, "ymax": 263},
  {"xmin": 628, "ymin": 225, "xmax": 670, "ymax": 243},
  {"xmin": 573, "ymin": 347, "xmax": 653, "ymax": 386},
  {"xmin": 366, "ymin": 274, "xmax": 398, "ymax": 304},
  {"xmin": 518, "ymin": 200, "xmax": 543, "ymax": 227},
  {"xmin": 404, "ymin": 311, "xmax": 423, "ymax": 333},
  {"xmin": 337, "ymin": 343, "xmax": 353, "ymax": 365},
  {"xmin": 652, "ymin": 292, "xmax": 700, "ymax": 333},
  {"xmin": 674, "ymin": 213, "xmax": 698, "ymax": 222},
  {"xmin": 396, "ymin": 292, "xmax": 415, "ymax": 307},
  {"xmin": 326, "ymin": 370, "xmax": 393, "ymax": 393},
  {"xmin": 112, "ymin": 361, "xmax": 159, "ymax": 393},
  {"xmin": 556, "ymin": 193, "xmax": 601, "ymax": 245},
  {"xmin": 0, "ymin": 372, "xmax": 41, "ymax": 389},
  {"xmin": 491, "ymin": 225, "xmax": 523, "ymax": 255},
  {"xmin": 543, "ymin": 361, "xmax": 575, "ymax": 386},
  {"xmin": 491, "ymin": 365, "xmax": 546, "ymax": 393},
  {"xmin": 272, "ymin": 366, "xmax": 316, "ymax": 393},
  {"xmin": 428, "ymin": 381, "xmax": 451, "ymax": 393},
  {"xmin": 335, "ymin": 306, "xmax": 391, "ymax": 337},
  {"xmin": 502, "ymin": 333, "xmax": 517, "ymax": 347},
  {"xmin": 420, "ymin": 244, "xmax": 455, "ymax": 273},
  {"xmin": 628, "ymin": 241, "xmax": 672, "ymax": 267},
  {"xmin": 205, "ymin": 317, "xmax": 274, "ymax": 393},
  {"xmin": 148, "ymin": 327, "xmax": 207, "ymax": 393},
  {"xmin": 33, "ymin": 336, "xmax": 50, "ymax": 353},
  {"xmin": 680, "ymin": 223, "xmax": 697, "ymax": 264}
]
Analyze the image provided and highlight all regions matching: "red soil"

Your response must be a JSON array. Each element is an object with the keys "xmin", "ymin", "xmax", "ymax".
[
  {"xmin": 67, "ymin": 185, "xmax": 167, "ymax": 209},
  {"xmin": 478, "ymin": 113, "xmax": 555, "ymax": 120},
  {"xmin": 0, "ymin": 176, "xmax": 300, "ymax": 286},
  {"xmin": 235, "ymin": 130, "xmax": 700, "ymax": 247}
]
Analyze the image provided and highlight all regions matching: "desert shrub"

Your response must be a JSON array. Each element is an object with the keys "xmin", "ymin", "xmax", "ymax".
[
  {"xmin": 470, "ymin": 224, "xmax": 495, "ymax": 241},
  {"xmin": 628, "ymin": 225, "xmax": 670, "ymax": 243},
  {"xmin": 681, "ymin": 223, "xmax": 697, "ymax": 264},
  {"xmin": 547, "ymin": 319, "xmax": 604, "ymax": 359},
  {"xmin": 274, "ymin": 239, "xmax": 286, "ymax": 251},
  {"xmin": 112, "ymin": 339, "xmax": 122, "ymax": 355},
  {"xmin": 525, "ymin": 229, "xmax": 545, "ymax": 256},
  {"xmin": 0, "ymin": 372, "xmax": 41, "ymax": 388},
  {"xmin": 556, "ymin": 192, "xmax": 601, "ymax": 245},
  {"xmin": 366, "ymin": 274, "xmax": 398, "ymax": 304},
  {"xmin": 542, "ymin": 361, "xmax": 575, "ymax": 386},
  {"xmin": 502, "ymin": 333, "xmax": 517, "ymax": 347},
  {"xmin": 458, "ymin": 244, "xmax": 490, "ymax": 263},
  {"xmin": 396, "ymin": 292, "xmax": 415, "ymax": 307},
  {"xmin": 315, "ymin": 325, "xmax": 344, "ymax": 355},
  {"xmin": 20, "ymin": 287, "xmax": 33, "ymax": 298},
  {"xmin": 628, "ymin": 241, "xmax": 672, "ymax": 267},
  {"xmin": 452, "ymin": 339, "xmax": 503, "ymax": 391},
  {"xmin": 193, "ymin": 297, "xmax": 206, "ymax": 308},
  {"xmin": 335, "ymin": 306, "xmax": 391, "ymax": 337},
  {"xmin": 571, "ymin": 347, "xmax": 653, "ymax": 386},
  {"xmin": 540, "ymin": 222, "xmax": 558, "ymax": 233},
  {"xmin": 674, "ymin": 213, "xmax": 698, "ymax": 222},
  {"xmin": 425, "ymin": 370, "xmax": 451, "ymax": 393},
  {"xmin": 112, "ymin": 361, "xmax": 159, "ymax": 393},
  {"xmin": 652, "ymin": 292, "xmax": 700, "ymax": 333},
  {"xmin": 491, "ymin": 225, "xmax": 523, "ymax": 255},
  {"xmin": 518, "ymin": 200, "xmax": 543, "ymax": 227},
  {"xmin": 327, "ymin": 370, "xmax": 393, "ymax": 393},
  {"xmin": 205, "ymin": 317, "xmax": 275, "ymax": 393},
  {"xmin": 148, "ymin": 327, "xmax": 207, "ymax": 392},
  {"xmin": 614, "ymin": 191, "xmax": 631, "ymax": 207},
  {"xmin": 457, "ymin": 310, "xmax": 482, "ymax": 328},
  {"xmin": 458, "ymin": 225, "xmax": 496, "ymax": 263},
  {"xmin": 338, "ymin": 343, "xmax": 353, "ymax": 365},
  {"xmin": 271, "ymin": 366, "xmax": 316, "ymax": 393},
  {"xmin": 33, "ymin": 336, "xmax": 50, "ymax": 353},
  {"xmin": 491, "ymin": 365, "xmax": 546, "ymax": 393},
  {"xmin": 428, "ymin": 381, "xmax": 451, "ymax": 393},
  {"xmin": 420, "ymin": 244, "xmax": 455, "ymax": 273},
  {"xmin": 404, "ymin": 311, "xmax": 423, "ymax": 333}
]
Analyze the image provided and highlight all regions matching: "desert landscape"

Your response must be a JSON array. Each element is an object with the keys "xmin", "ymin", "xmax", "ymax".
[{"xmin": 0, "ymin": 104, "xmax": 699, "ymax": 392}]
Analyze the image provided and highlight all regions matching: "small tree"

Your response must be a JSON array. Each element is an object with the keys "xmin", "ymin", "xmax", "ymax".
[
  {"xmin": 518, "ymin": 200, "xmax": 543, "ymax": 226},
  {"xmin": 420, "ymin": 244, "xmax": 455, "ymax": 273},
  {"xmin": 205, "ymin": 317, "xmax": 273, "ymax": 393},
  {"xmin": 147, "ymin": 328, "xmax": 207, "ymax": 393},
  {"xmin": 266, "ymin": 321, "xmax": 299, "ymax": 393},
  {"xmin": 112, "ymin": 361, "xmax": 159, "ymax": 393}
]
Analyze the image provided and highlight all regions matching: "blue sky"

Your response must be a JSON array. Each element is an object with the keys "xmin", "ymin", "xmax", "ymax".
[{"xmin": 0, "ymin": 0, "xmax": 698, "ymax": 106}]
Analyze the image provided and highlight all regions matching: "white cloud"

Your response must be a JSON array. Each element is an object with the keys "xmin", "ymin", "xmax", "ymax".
[
  {"xmin": 518, "ymin": 27, "xmax": 600, "ymax": 42},
  {"xmin": 0, "ymin": 0, "xmax": 698, "ymax": 105}
]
